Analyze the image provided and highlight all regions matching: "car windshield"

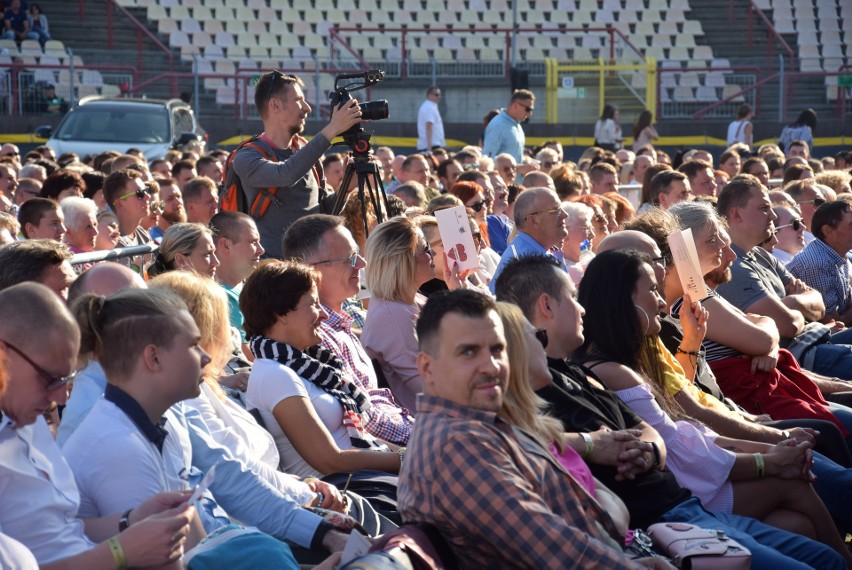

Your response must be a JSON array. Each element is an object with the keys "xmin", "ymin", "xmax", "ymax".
[{"xmin": 54, "ymin": 106, "xmax": 170, "ymax": 143}]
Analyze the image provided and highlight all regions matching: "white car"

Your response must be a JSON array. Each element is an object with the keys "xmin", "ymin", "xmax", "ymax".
[{"xmin": 35, "ymin": 96, "xmax": 206, "ymax": 161}]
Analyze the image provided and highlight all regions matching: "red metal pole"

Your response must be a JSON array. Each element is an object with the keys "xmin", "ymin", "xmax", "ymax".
[{"xmin": 401, "ymin": 30, "xmax": 407, "ymax": 80}]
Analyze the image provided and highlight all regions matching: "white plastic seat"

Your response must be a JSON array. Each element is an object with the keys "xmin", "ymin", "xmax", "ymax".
[
  {"xmin": 673, "ymin": 86, "xmax": 695, "ymax": 101},
  {"xmin": 695, "ymin": 86, "xmax": 718, "ymax": 101}
]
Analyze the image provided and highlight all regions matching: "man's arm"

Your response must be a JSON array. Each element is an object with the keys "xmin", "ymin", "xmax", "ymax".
[
  {"xmin": 425, "ymin": 122, "xmax": 433, "ymax": 149},
  {"xmin": 481, "ymin": 122, "xmax": 502, "ymax": 158},
  {"xmin": 782, "ymin": 277, "xmax": 826, "ymax": 322},
  {"xmin": 745, "ymin": 295, "xmax": 805, "ymax": 338}
]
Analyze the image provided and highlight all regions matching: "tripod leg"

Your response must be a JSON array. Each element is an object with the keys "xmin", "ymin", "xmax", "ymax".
[
  {"xmin": 331, "ymin": 163, "xmax": 356, "ymax": 215},
  {"xmin": 357, "ymin": 174, "xmax": 370, "ymax": 239}
]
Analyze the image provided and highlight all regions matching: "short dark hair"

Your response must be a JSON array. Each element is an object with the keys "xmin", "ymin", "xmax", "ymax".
[
  {"xmin": 436, "ymin": 158, "xmax": 461, "ymax": 179},
  {"xmin": 182, "ymin": 176, "xmax": 216, "ymax": 204},
  {"xmin": 493, "ymin": 254, "xmax": 566, "ymax": 320},
  {"xmin": 281, "ymin": 214, "xmax": 343, "ymax": 262},
  {"xmin": 402, "ymin": 154, "xmax": 426, "ymax": 171},
  {"xmin": 812, "ymin": 201, "xmax": 851, "ymax": 241},
  {"xmin": 623, "ymin": 208, "xmax": 679, "ymax": 265},
  {"xmin": 416, "ymin": 289, "xmax": 497, "ymax": 354},
  {"xmin": 171, "ymin": 159, "xmax": 196, "ymax": 179},
  {"xmin": 716, "ymin": 173, "xmax": 763, "ymax": 219},
  {"xmin": 254, "ymin": 71, "xmax": 304, "ymax": 118},
  {"xmin": 81, "ymin": 171, "xmax": 105, "ymax": 201},
  {"xmin": 678, "ymin": 159, "xmax": 713, "ymax": 181},
  {"xmin": 38, "ymin": 169, "xmax": 84, "ymax": 200},
  {"xmin": 17, "ymin": 197, "xmax": 59, "ymax": 238},
  {"xmin": 103, "ymin": 168, "xmax": 143, "ymax": 208},
  {"xmin": 510, "ymin": 89, "xmax": 535, "ymax": 103},
  {"xmin": 741, "ymin": 157, "xmax": 767, "ymax": 176},
  {"xmin": 209, "ymin": 210, "xmax": 253, "ymax": 242},
  {"xmin": 588, "ymin": 162, "xmax": 617, "ymax": 183},
  {"xmin": 648, "ymin": 170, "xmax": 687, "ymax": 204},
  {"xmin": 240, "ymin": 259, "xmax": 318, "ymax": 338},
  {"xmin": 195, "ymin": 155, "xmax": 219, "ymax": 172},
  {"xmin": 0, "ymin": 239, "xmax": 71, "ymax": 292}
]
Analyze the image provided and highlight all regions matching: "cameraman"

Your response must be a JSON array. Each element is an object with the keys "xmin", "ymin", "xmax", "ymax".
[{"xmin": 231, "ymin": 71, "xmax": 361, "ymax": 259}]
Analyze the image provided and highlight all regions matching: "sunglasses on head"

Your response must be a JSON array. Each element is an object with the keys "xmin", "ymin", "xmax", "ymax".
[{"xmin": 776, "ymin": 218, "xmax": 804, "ymax": 231}]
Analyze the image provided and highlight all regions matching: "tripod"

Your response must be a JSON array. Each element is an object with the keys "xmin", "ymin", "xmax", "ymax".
[{"xmin": 331, "ymin": 131, "xmax": 389, "ymax": 238}]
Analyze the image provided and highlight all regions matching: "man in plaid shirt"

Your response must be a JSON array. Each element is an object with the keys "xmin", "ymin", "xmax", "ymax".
[
  {"xmin": 399, "ymin": 290, "xmax": 643, "ymax": 568},
  {"xmin": 283, "ymin": 215, "xmax": 415, "ymax": 445}
]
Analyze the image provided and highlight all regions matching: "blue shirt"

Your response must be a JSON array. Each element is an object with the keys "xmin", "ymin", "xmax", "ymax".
[
  {"xmin": 482, "ymin": 109, "xmax": 525, "ymax": 162},
  {"xmin": 486, "ymin": 215, "xmax": 511, "ymax": 256},
  {"xmin": 788, "ymin": 238, "xmax": 852, "ymax": 316},
  {"xmin": 57, "ymin": 361, "xmax": 106, "ymax": 447},
  {"xmin": 489, "ymin": 231, "xmax": 565, "ymax": 293}
]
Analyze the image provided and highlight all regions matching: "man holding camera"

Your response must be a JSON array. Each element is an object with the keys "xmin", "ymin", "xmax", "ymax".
[{"xmin": 231, "ymin": 71, "xmax": 361, "ymax": 259}]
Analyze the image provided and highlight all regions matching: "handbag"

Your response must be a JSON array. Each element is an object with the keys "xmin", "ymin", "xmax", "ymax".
[{"xmin": 647, "ymin": 522, "xmax": 751, "ymax": 569}]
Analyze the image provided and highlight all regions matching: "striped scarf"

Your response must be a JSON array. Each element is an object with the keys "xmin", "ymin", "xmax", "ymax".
[{"xmin": 249, "ymin": 335, "xmax": 386, "ymax": 451}]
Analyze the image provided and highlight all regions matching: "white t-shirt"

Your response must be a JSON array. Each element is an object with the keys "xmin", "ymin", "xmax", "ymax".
[
  {"xmin": 246, "ymin": 359, "xmax": 351, "ymax": 478},
  {"xmin": 63, "ymin": 398, "xmax": 192, "ymax": 518},
  {"xmin": 417, "ymin": 99, "xmax": 445, "ymax": 150},
  {"xmin": 0, "ymin": 416, "xmax": 94, "ymax": 564},
  {"xmin": 0, "ymin": 533, "xmax": 38, "ymax": 569}
]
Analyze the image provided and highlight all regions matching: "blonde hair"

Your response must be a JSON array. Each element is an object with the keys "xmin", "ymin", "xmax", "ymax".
[
  {"xmin": 365, "ymin": 216, "xmax": 420, "ymax": 302},
  {"xmin": 148, "ymin": 223, "xmax": 212, "ymax": 277},
  {"xmin": 495, "ymin": 302, "xmax": 565, "ymax": 453},
  {"xmin": 149, "ymin": 271, "xmax": 231, "ymax": 396}
]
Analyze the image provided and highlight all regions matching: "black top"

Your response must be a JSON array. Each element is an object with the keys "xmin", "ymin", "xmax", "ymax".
[
  {"xmin": 104, "ymin": 384, "xmax": 169, "ymax": 454},
  {"xmin": 539, "ymin": 358, "xmax": 691, "ymax": 529}
]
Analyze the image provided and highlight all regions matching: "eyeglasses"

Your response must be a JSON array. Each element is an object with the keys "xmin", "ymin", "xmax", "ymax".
[
  {"xmin": 150, "ymin": 200, "xmax": 166, "ymax": 213},
  {"xmin": 526, "ymin": 206, "xmax": 563, "ymax": 219},
  {"xmin": 420, "ymin": 244, "xmax": 434, "ymax": 257},
  {"xmin": 534, "ymin": 328, "xmax": 548, "ymax": 349},
  {"xmin": 776, "ymin": 219, "xmax": 804, "ymax": 231},
  {"xmin": 798, "ymin": 198, "xmax": 826, "ymax": 207},
  {"xmin": 313, "ymin": 249, "xmax": 362, "ymax": 267},
  {"xmin": 115, "ymin": 187, "xmax": 149, "ymax": 202},
  {"xmin": 569, "ymin": 225, "xmax": 594, "ymax": 233},
  {"xmin": 469, "ymin": 200, "xmax": 487, "ymax": 212},
  {"xmin": 2, "ymin": 340, "xmax": 76, "ymax": 391}
]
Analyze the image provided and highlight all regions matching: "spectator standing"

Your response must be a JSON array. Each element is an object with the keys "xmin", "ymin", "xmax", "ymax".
[
  {"xmin": 26, "ymin": 3, "xmax": 48, "ymax": 46},
  {"xmin": 727, "ymin": 104, "xmax": 754, "ymax": 148},
  {"xmin": 631, "ymin": 110, "xmax": 658, "ymax": 151},
  {"xmin": 778, "ymin": 109, "xmax": 817, "ymax": 155},
  {"xmin": 594, "ymin": 104, "xmax": 622, "ymax": 151},
  {"xmin": 2, "ymin": 0, "xmax": 36, "ymax": 44},
  {"xmin": 416, "ymin": 86, "xmax": 445, "ymax": 151},
  {"xmin": 482, "ymin": 89, "xmax": 535, "ymax": 161},
  {"xmin": 230, "ymin": 72, "xmax": 360, "ymax": 259}
]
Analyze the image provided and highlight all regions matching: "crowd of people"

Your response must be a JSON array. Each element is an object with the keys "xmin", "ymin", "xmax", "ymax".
[{"xmin": 2, "ymin": 68, "xmax": 852, "ymax": 568}]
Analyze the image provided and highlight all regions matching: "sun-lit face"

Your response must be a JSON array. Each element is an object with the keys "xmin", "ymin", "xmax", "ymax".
[{"xmin": 632, "ymin": 263, "xmax": 666, "ymax": 336}]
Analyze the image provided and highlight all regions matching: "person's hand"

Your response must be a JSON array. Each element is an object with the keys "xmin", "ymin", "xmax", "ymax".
[
  {"xmin": 586, "ymin": 427, "xmax": 654, "ymax": 480},
  {"xmin": 444, "ymin": 259, "xmax": 474, "ymax": 291},
  {"xmin": 677, "ymin": 293, "xmax": 708, "ymax": 349},
  {"xmin": 306, "ymin": 479, "xmax": 346, "ymax": 513},
  {"xmin": 219, "ymin": 370, "xmax": 250, "ymax": 392},
  {"xmin": 785, "ymin": 427, "xmax": 818, "ymax": 446},
  {"xmin": 750, "ymin": 346, "xmax": 778, "ymax": 374},
  {"xmin": 826, "ymin": 319, "xmax": 846, "ymax": 333},
  {"xmin": 324, "ymin": 99, "xmax": 362, "ymax": 139},
  {"xmin": 120, "ymin": 503, "xmax": 194, "ymax": 568},
  {"xmin": 130, "ymin": 490, "xmax": 193, "ymax": 526},
  {"xmin": 765, "ymin": 439, "xmax": 814, "ymax": 481}
]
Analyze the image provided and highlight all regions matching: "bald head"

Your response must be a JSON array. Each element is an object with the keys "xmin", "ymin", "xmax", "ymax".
[
  {"xmin": 0, "ymin": 282, "xmax": 79, "ymax": 352},
  {"xmin": 67, "ymin": 262, "xmax": 147, "ymax": 303},
  {"xmin": 522, "ymin": 171, "xmax": 555, "ymax": 192},
  {"xmin": 597, "ymin": 229, "xmax": 660, "ymax": 257}
]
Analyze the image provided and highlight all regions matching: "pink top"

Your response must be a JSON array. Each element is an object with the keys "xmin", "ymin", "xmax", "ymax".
[{"xmin": 549, "ymin": 442, "xmax": 595, "ymax": 495}]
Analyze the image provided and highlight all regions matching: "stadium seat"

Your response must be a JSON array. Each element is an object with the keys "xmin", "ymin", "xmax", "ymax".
[
  {"xmin": 673, "ymin": 86, "xmax": 695, "ymax": 101},
  {"xmin": 43, "ymin": 40, "xmax": 65, "ymax": 56},
  {"xmin": 695, "ymin": 86, "xmax": 718, "ymax": 101},
  {"xmin": 19, "ymin": 40, "xmax": 41, "ymax": 56}
]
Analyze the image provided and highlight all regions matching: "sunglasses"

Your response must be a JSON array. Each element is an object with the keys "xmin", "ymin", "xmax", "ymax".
[
  {"xmin": 798, "ymin": 198, "xmax": 826, "ymax": 207},
  {"xmin": 150, "ymin": 200, "xmax": 166, "ymax": 213},
  {"xmin": 522, "ymin": 105, "xmax": 534, "ymax": 113},
  {"xmin": 421, "ymin": 244, "xmax": 434, "ymax": 257},
  {"xmin": 776, "ymin": 219, "xmax": 804, "ymax": 231},
  {"xmin": 313, "ymin": 250, "xmax": 361, "ymax": 267},
  {"xmin": 469, "ymin": 200, "xmax": 487, "ymax": 212},
  {"xmin": 535, "ymin": 328, "xmax": 548, "ymax": 349},
  {"xmin": 115, "ymin": 187, "xmax": 149, "ymax": 202},
  {"xmin": 2, "ymin": 340, "xmax": 77, "ymax": 391}
]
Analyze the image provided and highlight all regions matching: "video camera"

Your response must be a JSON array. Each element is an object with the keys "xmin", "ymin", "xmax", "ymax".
[{"xmin": 329, "ymin": 70, "xmax": 389, "ymax": 154}]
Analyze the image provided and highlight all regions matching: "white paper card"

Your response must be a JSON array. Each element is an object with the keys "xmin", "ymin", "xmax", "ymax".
[
  {"xmin": 187, "ymin": 463, "xmax": 217, "ymax": 506},
  {"xmin": 434, "ymin": 205, "xmax": 480, "ymax": 271},
  {"xmin": 667, "ymin": 228, "xmax": 707, "ymax": 301},
  {"xmin": 338, "ymin": 530, "xmax": 373, "ymax": 567}
]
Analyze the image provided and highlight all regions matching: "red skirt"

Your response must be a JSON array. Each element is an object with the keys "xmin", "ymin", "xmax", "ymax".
[{"xmin": 707, "ymin": 348, "xmax": 848, "ymax": 438}]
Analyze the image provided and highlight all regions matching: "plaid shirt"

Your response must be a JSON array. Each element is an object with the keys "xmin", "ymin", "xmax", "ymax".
[
  {"xmin": 788, "ymin": 239, "xmax": 852, "ymax": 316},
  {"xmin": 399, "ymin": 395, "xmax": 640, "ymax": 569},
  {"xmin": 319, "ymin": 304, "xmax": 414, "ymax": 445}
]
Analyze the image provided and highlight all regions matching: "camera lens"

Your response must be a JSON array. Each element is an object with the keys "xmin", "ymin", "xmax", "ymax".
[{"xmin": 359, "ymin": 100, "xmax": 389, "ymax": 121}]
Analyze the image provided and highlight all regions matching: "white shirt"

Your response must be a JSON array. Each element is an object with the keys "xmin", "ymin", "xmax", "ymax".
[
  {"xmin": 63, "ymin": 398, "xmax": 192, "ymax": 518},
  {"xmin": 184, "ymin": 384, "xmax": 315, "ymax": 506},
  {"xmin": 246, "ymin": 359, "xmax": 351, "ymax": 478},
  {"xmin": 772, "ymin": 247, "xmax": 796, "ymax": 266},
  {"xmin": 417, "ymin": 99, "xmax": 445, "ymax": 150},
  {"xmin": 0, "ymin": 415, "xmax": 94, "ymax": 564},
  {"xmin": 0, "ymin": 533, "xmax": 38, "ymax": 569}
]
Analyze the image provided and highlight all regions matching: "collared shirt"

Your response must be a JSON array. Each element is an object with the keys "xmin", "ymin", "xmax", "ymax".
[
  {"xmin": 482, "ymin": 109, "xmax": 525, "ymax": 161},
  {"xmin": 788, "ymin": 238, "xmax": 852, "ymax": 316},
  {"xmin": 716, "ymin": 243, "xmax": 788, "ymax": 316},
  {"xmin": 104, "ymin": 384, "xmax": 169, "ymax": 453},
  {"xmin": 399, "ymin": 395, "xmax": 640, "ymax": 569},
  {"xmin": 320, "ymin": 304, "xmax": 414, "ymax": 445},
  {"xmin": 0, "ymin": 416, "xmax": 94, "ymax": 564},
  {"xmin": 57, "ymin": 361, "xmax": 107, "ymax": 448},
  {"xmin": 489, "ymin": 230, "xmax": 566, "ymax": 293},
  {"xmin": 416, "ymin": 98, "xmax": 445, "ymax": 150},
  {"xmin": 221, "ymin": 281, "xmax": 246, "ymax": 343}
]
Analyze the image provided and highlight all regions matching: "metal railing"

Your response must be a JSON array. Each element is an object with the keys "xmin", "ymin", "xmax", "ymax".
[
  {"xmin": 70, "ymin": 243, "xmax": 158, "ymax": 266},
  {"xmin": 657, "ymin": 66, "xmax": 759, "ymax": 120}
]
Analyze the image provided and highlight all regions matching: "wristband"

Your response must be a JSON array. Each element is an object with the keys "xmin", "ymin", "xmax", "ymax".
[
  {"xmin": 649, "ymin": 441, "xmax": 661, "ymax": 469},
  {"xmin": 754, "ymin": 453, "xmax": 765, "ymax": 478},
  {"xmin": 118, "ymin": 509, "xmax": 132, "ymax": 532},
  {"xmin": 107, "ymin": 536, "xmax": 127, "ymax": 570},
  {"xmin": 579, "ymin": 432, "xmax": 594, "ymax": 459},
  {"xmin": 676, "ymin": 346, "xmax": 701, "ymax": 356}
]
